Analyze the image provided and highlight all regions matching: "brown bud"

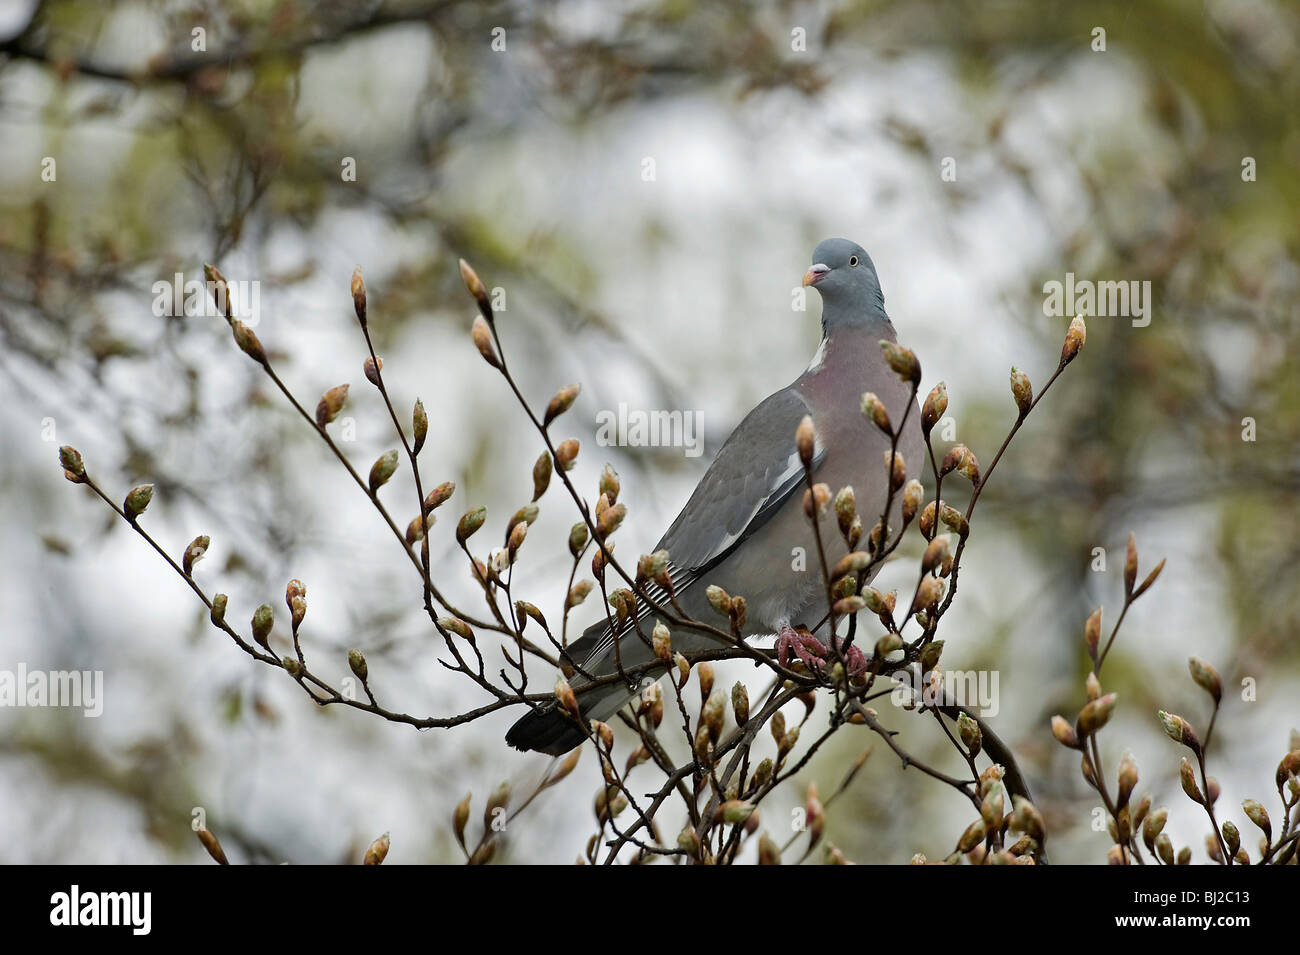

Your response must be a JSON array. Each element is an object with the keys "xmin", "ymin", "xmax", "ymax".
[
  {"xmin": 804, "ymin": 783, "xmax": 825, "ymax": 846},
  {"xmin": 651, "ymin": 621, "xmax": 672, "ymax": 663},
  {"xmin": 1157, "ymin": 710, "xmax": 1201, "ymax": 753},
  {"xmin": 1221, "ymin": 820, "xmax": 1240, "ymax": 858},
  {"xmin": 1124, "ymin": 532, "xmax": 1138, "ymax": 597},
  {"xmin": 1276, "ymin": 750, "xmax": 1300, "ymax": 789},
  {"xmin": 957, "ymin": 819, "xmax": 986, "ymax": 854},
  {"xmin": 1142, "ymin": 807, "xmax": 1168, "ymax": 849},
  {"xmin": 1117, "ymin": 751, "xmax": 1138, "ymax": 807},
  {"xmin": 1241, "ymin": 799, "xmax": 1271, "ymax": 840},
  {"xmin": 597, "ymin": 502, "xmax": 626, "ymax": 538},
  {"xmin": 195, "ymin": 827, "xmax": 229, "ymax": 865},
  {"xmin": 202, "ymin": 264, "xmax": 233, "ymax": 318},
  {"xmin": 599, "ymin": 464, "xmax": 620, "ymax": 504},
  {"xmin": 350, "ymin": 266, "xmax": 367, "ymax": 325},
  {"xmin": 231, "ymin": 320, "xmax": 266, "ymax": 365},
  {"xmin": 957, "ymin": 711, "xmax": 982, "ymax": 757},
  {"xmin": 833, "ymin": 595, "xmax": 866, "ymax": 616},
  {"xmin": 901, "ymin": 479, "xmax": 923, "ymax": 524},
  {"xmin": 702, "ymin": 691, "xmax": 726, "ymax": 743},
  {"xmin": 952, "ymin": 445, "xmax": 980, "ymax": 484},
  {"xmin": 406, "ymin": 513, "xmax": 429, "ymax": 544},
  {"xmin": 471, "ymin": 315, "xmax": 499, "ymax": 367},
  {"xmin": 919, "ymin": 500, "xmax": 938, "ymax": 538},
  {"xmin": 1155, "ymin": 832, "xmax": 1175, "ymax": 865},
  {"xmin": 411, "ymin": 399, "xmax": 428, "ymax": 454},
  {"xmin": 1134, "ymin": 558, "xmax": 1165, "ymax": 599},
  {"xmin": 453, "ymin": 794, "xmax": 471, "ymax": 850},
  {"xmin": 568, "ymin": 522, "xmax": 589, "ymax": 558},
  {"xmin": 1085, "ymin": 671, "xmax": 1101, "ymax": 701},
  {"xmin": 1051, "ymin": 714, "xmax": 1079, "ymax": 748},
  {"xmin": 1010, "ymin": 796, "xmax": 1045, "ymax": 843},
  {"xmin": 883, "ymin": 450, "xmax": 906, "ymax": 490},
  {"xmin": 912, "ymin": 576, "xmax": 944, "ymax": 614},
  {"xmin": 939, "ymin": 502, "xmax": 969, "ymax": 538},
  {"xmin": 705, "ymin": 585, "xmax": 732, "ymax": 616},
  {"xmin": 1179, "ymin": 757, "xmax": 1203, "ymax": 804},
  {"xmin": 458, "ymin": 258, "xmax": 492, "ymax": 320},
  {"xmin": 438, "ymin": 616, "xmax": 474, "ymax": 640},
  {"xmin": 363, "ymin": 355, "xmax": 383, "ymax": 386},
  {"xmin": 507, "ymin": 520, "xmax": 528, "ymax": 560},
  {"xmin": 59, "ymin": 445, "xmax": 86, "ymax": 483},
  {"xmin": 423, "ymin": 481, "xmax": 456, "ymax": 513},
  {"xmin": 565, "ymin": 580, "xmax": 593, "ymax": 610},
  {"xmin": 1084, "ymin": 608, "xmax": 1102, "ymax": 661},
  {"xmin": 554, "ymin": 438, "xmax": 579, "ymax": 471},
  {"xmin": 803, "ymin": 482, "xmax": 831, "ymax": 518},
  {"xmin": 1076, "ymin": 692, "xmax": 1117, "ymax": 736},
  {"xmin": 860, "ymin": 392, "xmax": 891, "ymax": 433},
  {"xmin": 880, "ymin": 340, "xmax": 921, "ymax": 385},
  {"xmin": 544, "ymin": 383, "xmax": 580, "ymax": 427},
  {"xmin": 315, "ymin": 384, "xmax": 349, "ymax": 427},
  {"xmin": 1009, "ymin": 366, "xmax": 1033, "ymax": 416},
  {"xmin": 731, "ymin": 682, "xmax": 750, "ymax": 726},
  {"xmin": 730, "ymin": 595, "xmax": 747, "ymax": 630},
  {"xmin": 1188, "ymin": 657, "xmax": 1222, "ymax": 704},
  {"xmin": 676, "ymin": 827, "xmax": 702, "ymax": 856},
  {"xmin": 210, "ymin": 593, "xmax": 228, "ymax": 626},
  {"xmin": 697, "ymin": 661, "xmax": 715, "ymax": 699},
  {"xmin": 921, "ymin": 382, "xmax": 947, "ymax": 435},
  {"xmin": 182, "ymin": 535, "xmax": 210, "ymax": 576},
  {"xmin": 796, "ymin": 415, "xmax": 816, "ymax": 467},
  {"xmin": 555, "ymin": 676, "xmax": 581, "ymax": 721},
  {"xmin": 832, "ymin": 551, "xmax": 871, "ymax": 580},
  {"xmin": 921, "ymin": 536, "xmax": 949, "ymax": 574},
  {"xmin": 834, "ymin": 486, "xmax": 856, "ymax": 535},
  {"xmin": 1060, "ymin": 315, "xmax": 1086, "ymax": 365}
]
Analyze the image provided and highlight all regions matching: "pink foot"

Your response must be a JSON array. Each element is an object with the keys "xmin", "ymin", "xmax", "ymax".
[
  {"xmin": 776, "ymin": 626, "xmax": 867, "ymax": 677},
  {"xmin": 829, "ymin": 635, "xmax": 868, "ymax": 677},
  {"xmin": 776, "ymin": 625, "xmax": 828, "ymax": 669}
]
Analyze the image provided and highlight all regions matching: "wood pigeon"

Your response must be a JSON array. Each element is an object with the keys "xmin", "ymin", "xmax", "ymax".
[{"xmin": 507, "ymin": 238, "xmax": 925, "ymax": 754}]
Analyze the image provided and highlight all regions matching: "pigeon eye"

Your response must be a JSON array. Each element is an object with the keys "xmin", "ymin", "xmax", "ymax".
[{"xmin": 849, "ymin": 255, "xmax": 859, "ymax": 267}]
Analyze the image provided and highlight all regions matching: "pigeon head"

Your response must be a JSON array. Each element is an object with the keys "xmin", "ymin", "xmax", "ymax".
[{"xmin": 801, "ymin": 238, "xmax": 887, "ymax": 325}]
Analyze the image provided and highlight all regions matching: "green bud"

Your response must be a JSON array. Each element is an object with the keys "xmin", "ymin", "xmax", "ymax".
[
  {"xmin": 412, "ymin": 399, "xmax": 428, "ymax": 454},
  {"xmin": 368, "ymin": 450, "xmax": 399, "ymax": 494},
  {"xmin": 348, "ymin": 649, "xmax": 368, "ymax": 682},
  {"xmin": 124, "ymin": 484, "xmax": 154, "ymax": 520},
  {"xmin": 252, "ymin": 604, "xmax": 274, "ymax": 649},
  {"xmin": 456, "ymin": 506, "xmax": 487, "ymax": 544}
]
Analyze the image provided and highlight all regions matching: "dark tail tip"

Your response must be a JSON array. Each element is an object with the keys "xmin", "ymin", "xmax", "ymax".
[{"xmin": 505, "ymin": 703, "xmax": 586, "ymax": 756}]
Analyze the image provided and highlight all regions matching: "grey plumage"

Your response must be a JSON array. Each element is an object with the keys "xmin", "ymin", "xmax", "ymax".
[{"xmin": 507, "ymin": 238, "xmax": 924, "ymax": 754}]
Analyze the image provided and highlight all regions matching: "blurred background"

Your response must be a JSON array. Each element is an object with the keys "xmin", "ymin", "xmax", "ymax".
[{"xmin": 0, "ymin": 0, "xmax": 1296, "ymax": 864}]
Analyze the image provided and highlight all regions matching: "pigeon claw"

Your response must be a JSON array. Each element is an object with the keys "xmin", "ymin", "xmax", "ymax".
[{"xmin": 776, "ymin": 626, "xmax": 867, "ymax": 677}]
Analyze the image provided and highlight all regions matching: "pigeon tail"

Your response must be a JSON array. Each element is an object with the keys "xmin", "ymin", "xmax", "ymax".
[{"xmin": 505, "ymin": 701, "xmax": 587, "ymax": 755}]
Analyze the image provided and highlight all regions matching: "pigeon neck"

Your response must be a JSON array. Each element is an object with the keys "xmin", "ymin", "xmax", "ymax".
[
  {"xmin": 819, "ymin": 297, "xmax": 894, "ymax": 338},
  {"xmin": 805, "ymin": 307, "xmax": 899, "ymax": 382}
]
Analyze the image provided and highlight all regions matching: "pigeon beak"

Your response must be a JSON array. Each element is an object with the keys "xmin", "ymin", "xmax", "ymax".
[{"xmin": 802, "ymin": 263, "xmax": 830, "ymax": 287}]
